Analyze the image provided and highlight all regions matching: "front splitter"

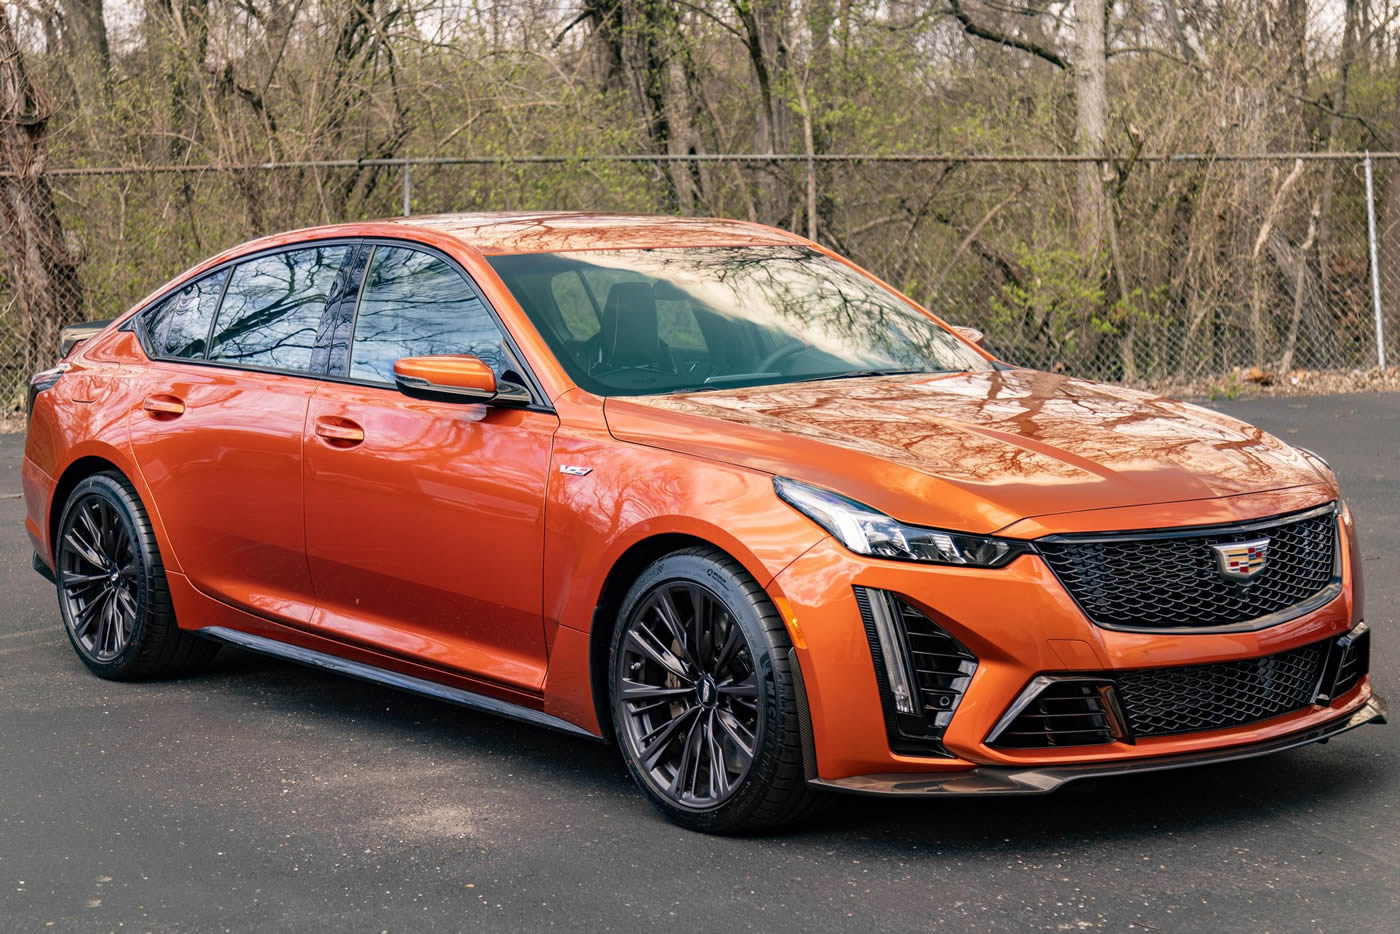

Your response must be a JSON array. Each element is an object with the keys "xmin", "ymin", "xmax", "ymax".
[{"xmin": 812, "ymin": 694, "xmax": 1387, "ymax": 797}]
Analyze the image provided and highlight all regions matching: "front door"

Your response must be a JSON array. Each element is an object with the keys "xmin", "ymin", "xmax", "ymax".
[{"xmin": 301, "ymin": 243, "xmax": 558, "ymax": 691}]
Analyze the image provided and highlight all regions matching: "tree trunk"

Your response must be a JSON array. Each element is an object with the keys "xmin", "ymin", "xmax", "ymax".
[
  {"xmin": 1315, "ymin": 0, "xmax": 1358, "ymax": 313},
  {"xmin": 1073, "ymin": 0, "xmax": 1108, "ymax": 263},
  {"xmin": 591, "ymin": 0, "xmax": 707, "ymax": 212},
  {"xmin": 0, "ymin": 9, "xmax": 84, "ymax": 405},
  {"xmin": 60, "ymin": 0, "xmax": 112, "ymax": 101},
  {"xmin": 1380, "ymin": 79, "xmax": 1400, "ymax": 367},
  {"xmin": 732, "ymin": 0, "xmax": 792, "ymax": 226}
]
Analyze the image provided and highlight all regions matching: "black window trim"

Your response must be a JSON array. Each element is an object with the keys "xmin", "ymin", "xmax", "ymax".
[
  {"xmin": 323, "ymin": 241, "xmax": 373, "ymax": 377},
  {"xmin": 321, "ymin": 237, "xmax": 553, "ymax": 412},
  {"xmin": 123, "ymin": 236, "xmax": 363, "ymax": 383},
  {"xmin": 120, "ymin": 236, "xmax": 553, "ymax": 411}
]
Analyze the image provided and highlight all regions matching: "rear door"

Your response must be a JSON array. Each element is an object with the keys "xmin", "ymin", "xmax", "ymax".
[
  {"xmin": 301, "ymin": 243, "xmax": 558, "ymax": 691},
  {"xmin": 127, "ymin": 242, "xmax": 355, "ymax": 622}
]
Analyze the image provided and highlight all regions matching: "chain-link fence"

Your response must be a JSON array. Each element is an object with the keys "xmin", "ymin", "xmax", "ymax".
[{"xmin": 2, "ymin": 153, "xmax": 1397, "ymax": 411}]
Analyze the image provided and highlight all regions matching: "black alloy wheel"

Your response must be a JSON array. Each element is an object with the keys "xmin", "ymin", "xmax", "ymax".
[
  {"xmin": 58, "ymin": 492, "xmax": 140, "ymax": 661},
  {"xmin": 54, "ymin": 472, "xmax": 216, "ymax": 679},
  {"xmin": 615, "ymin": 580, "xmax": 761, "ymax": 807},
  {"xmin": 609, "ymin": 547, "xmax": 821, "ymax": 833}
]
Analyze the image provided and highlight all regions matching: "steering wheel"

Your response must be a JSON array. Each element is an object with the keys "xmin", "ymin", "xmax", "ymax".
[{"xmin": 757, "ymin": 340, "xmax": 807, "ymax": 372}]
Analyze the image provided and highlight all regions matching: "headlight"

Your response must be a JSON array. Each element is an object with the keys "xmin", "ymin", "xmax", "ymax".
[{"xmin": 773, "ymin": 477, "xmax": 1029, "ymax": 567}]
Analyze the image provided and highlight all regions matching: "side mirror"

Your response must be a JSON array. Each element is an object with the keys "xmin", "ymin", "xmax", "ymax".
[
  {"xmin": 953, "ymin": 326, "xmax": 985, "ymax": 348},
  {"xmin": 392, "ymin": 355, "xmax": 530, "ymax": 405}
]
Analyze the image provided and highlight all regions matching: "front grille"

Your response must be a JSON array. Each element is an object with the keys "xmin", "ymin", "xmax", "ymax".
[
  {"xmin": 1036, "ymin": 505, "xmax": 1337, "ymax": 631},
  {"xmin": 990, "ymin": 630, "xmax": 1368, "ymax": 748},
  {"xmin": 1115, "ymin": 641, "xmax": 1327, "ymax": 737}
]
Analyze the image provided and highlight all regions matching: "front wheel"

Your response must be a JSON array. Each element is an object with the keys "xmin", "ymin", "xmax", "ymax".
[
  {"xmin": 608, "ymin": 547, "xmax": 820, "ymax": 833},
  {"xmin": 54, "ymin": 471, "xmax": 217, "ymax": 679}
]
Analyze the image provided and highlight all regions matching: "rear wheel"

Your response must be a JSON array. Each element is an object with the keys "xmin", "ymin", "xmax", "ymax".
[
  {"xmin": 54, "ymin": 472, "xmax": 216, "ymax": 679},
  {"xmin": 609, "ymin": 547, "xmax": 820, "ymax": 833}
]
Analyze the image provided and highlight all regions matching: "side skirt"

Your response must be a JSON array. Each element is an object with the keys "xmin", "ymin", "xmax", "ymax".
[
  {"xmin": 33, "ymin": 551, "xmax": 56, "ymax": 584},
  {"xmin": 196, "ymin": 625, "xmax": 599, "ymax": 741}
]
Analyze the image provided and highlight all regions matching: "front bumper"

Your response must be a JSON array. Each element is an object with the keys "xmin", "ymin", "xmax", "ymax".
[
  {"xmin": 768, "ymin": 490, "xmax": 1373, "ymax": 781},
  {"xmin": 813, "ymin": 693, "xmax": 1386, "ymax": 796}
]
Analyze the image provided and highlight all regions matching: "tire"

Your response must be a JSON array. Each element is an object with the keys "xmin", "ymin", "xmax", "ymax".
[
  {"xmin": 608, "ymin": 546, "xmax": 822, "ymax": 834},
  {"xmin": 53, "ymin": 471, "xmax": 218, "ymax": 680}
]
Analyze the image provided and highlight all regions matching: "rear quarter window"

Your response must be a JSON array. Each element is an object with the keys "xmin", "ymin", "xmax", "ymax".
[{"xmin": 142, "ymin": 271, "xmax": 227, "ymax": 359}]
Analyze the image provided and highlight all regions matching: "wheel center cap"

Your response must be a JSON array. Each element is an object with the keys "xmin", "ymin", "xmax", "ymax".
[
  {"xmin": 697, "ymin": 676, "xmax": 717, "ymax": 708},
  {"xmin": 108, "ymin": 570, "xmax": 120, "ymax": 584}
]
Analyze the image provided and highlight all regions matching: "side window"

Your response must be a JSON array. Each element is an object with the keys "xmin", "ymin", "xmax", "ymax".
[
  {"xmin": 348, "ymin": 246, "xmax": 510, "ymax": 384},
  {"xmin": 550, "ymin": 272, "xmax": 600, "ymax": 341},
  {"xmin": 142, "ymin": 270, "xmax": 226, "ymax": 359},
  {"xmin": 207, "ymin": 245, "xmax": 349, "ymax": 372}
]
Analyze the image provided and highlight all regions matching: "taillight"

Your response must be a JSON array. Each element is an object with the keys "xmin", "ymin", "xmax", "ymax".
[{"xmin": 26, "ymin": 364, "xmax": 69, "ymax": 426}]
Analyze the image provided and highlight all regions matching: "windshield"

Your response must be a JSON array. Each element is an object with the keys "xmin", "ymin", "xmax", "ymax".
[{"xmin": 486, "ymin": 246, "xmax": 991, "ymax": 396}]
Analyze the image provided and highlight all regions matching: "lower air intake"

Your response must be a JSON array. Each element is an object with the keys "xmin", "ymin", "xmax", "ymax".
[
  {"xmin": 991, "ymin": 627, "xmax": 1369, "ymax": 749},
  {"xmin": 992, "ymin": 680, "xmax": 1117, "ymax": 748},
  {"xmin": 854, "ymin": 587, "xmax": 977, "ymax": 756}
]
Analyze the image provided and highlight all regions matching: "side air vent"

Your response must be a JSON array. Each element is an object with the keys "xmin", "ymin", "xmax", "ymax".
[
  {"xmin": 990, "ymin": 679, "xmax": 1121, "ymax": 748},
  {"xmin": 1321, "ymin": 622, "xmax": 1370, "ymax": 702},
  {"xmin": 854, "ymin": 587, "xmax": 977, "ymax": 756}
]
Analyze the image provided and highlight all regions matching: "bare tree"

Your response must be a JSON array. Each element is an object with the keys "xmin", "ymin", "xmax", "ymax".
[{"xmin": 0, "ymin": 7, "xmax": 82, "ymax": 394}]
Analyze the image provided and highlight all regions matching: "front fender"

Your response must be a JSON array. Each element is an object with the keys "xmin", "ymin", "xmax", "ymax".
[{"xmin": 542, "ymin": 426, "xmax": 823, "ymax": 638}]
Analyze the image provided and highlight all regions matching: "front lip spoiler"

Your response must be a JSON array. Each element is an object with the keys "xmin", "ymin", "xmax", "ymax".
[{"xmin": 811, "ymin": 694, "xmax": 1387, "ymax": 797}]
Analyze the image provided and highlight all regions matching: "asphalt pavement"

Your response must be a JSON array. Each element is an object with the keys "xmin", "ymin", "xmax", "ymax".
[{"xmin": 1, "ymin": 392, "xmax": 1398, "ymax": 932}]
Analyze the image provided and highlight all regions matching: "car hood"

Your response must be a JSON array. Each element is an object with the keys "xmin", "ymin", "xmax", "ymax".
[{"xmin": 601, "ymin": 369, "xmax": 1333, "ymax": 535}]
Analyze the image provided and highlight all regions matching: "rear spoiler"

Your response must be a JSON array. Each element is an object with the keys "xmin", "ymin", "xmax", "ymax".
[{"xmin": 60, "ymin": 319, "xmax": 114, "ymax": 357}]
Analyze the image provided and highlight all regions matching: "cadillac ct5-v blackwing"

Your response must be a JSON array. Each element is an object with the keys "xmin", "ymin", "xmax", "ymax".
[{"xmin": 23, "ymin": 212, "xmax": 1384, "ymax": 833}]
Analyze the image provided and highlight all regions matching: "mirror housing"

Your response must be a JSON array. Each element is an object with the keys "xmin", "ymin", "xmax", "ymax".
[
  {"xmin": 953, "ymin": 326, "xmax": 985, "ymax": 348},
  {"xmin": 392, "ymin": 355, "xmax": 531, "ymax": 405}
]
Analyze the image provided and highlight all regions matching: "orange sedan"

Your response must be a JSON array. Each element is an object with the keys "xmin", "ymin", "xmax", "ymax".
[{"xmin": 22, "ymin": 212, "xmax": 1383, "ymax": 833}]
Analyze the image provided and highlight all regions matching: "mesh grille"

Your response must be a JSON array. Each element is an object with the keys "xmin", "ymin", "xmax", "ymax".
[
  {"xmin": 1116, "ymin": 641, "xmax": 1328, "ymax": 737},
  {"xmin": 990, "ymin": 632, "xmax": 1368, "ymax": 748},
  {"xmin": 1037, "ymin": 507, "xmax": 1337, "ymax": 630}
]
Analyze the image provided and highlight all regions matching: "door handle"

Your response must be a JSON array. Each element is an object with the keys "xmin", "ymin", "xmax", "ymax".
[
  {"xmin": 314, "ymin": 417, "xmax": 365, "ymax": 446},
  {"xmin": 142, "ymin": 394, "xmax": 185, "ymax": 417}
]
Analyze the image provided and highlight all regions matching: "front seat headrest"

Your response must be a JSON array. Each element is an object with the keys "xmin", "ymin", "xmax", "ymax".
[{"xmin": 601, "ymin": 282, "xmax": 661, "ymax": 367}]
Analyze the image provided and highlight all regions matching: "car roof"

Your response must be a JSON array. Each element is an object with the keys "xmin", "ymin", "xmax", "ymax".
[{"xmin": 379, "ymin": 211, "xmax": 805, "ymax": 255}]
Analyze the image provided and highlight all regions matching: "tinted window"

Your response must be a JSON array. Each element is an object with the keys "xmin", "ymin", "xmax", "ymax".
[
  {"xmin": 487, "ymin": 246, "xmax": 992, "ymax": 396},
  {"xmin": 550, "ymin": 272, "xmax": 600, "ymax": 341},
  {"xmin": 207, "ymin": 245, "xmax": 349, "ymax": 371},
  {"xmin": 348, "ymin": 246, "xmax": 510, "ymax": 383},
  {"xmin": 143, "ymin": 271, "xmax": 226, "ymax": 359}
]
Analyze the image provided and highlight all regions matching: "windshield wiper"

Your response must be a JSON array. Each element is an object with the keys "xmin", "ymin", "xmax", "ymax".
[
  {"xmin": 792, "ymin": 368, "xmax": 950, "ymax": 384},
  {"xmin": 678, "ymin": 372, "xmax": 784, "ymax": 392},
  {"xmin": 671, "ymin": 368, "xmax": 953, "ymax": 395}
]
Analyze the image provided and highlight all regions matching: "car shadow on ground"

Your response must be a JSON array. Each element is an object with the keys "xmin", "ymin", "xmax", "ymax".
[{"xmin": 196, "ymin": 645, "xmax": 1388, "ymax": 855}]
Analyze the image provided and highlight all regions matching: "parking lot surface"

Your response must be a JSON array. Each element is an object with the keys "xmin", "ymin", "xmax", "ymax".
[{"xmin": 1, "ymin": 392, "xmax": 1397, "ymax": 932}]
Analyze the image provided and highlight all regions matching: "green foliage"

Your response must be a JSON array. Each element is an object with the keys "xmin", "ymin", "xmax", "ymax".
[{"xmin": 0, "ymin": 0, "xmax": 1393, "ymax": 404}]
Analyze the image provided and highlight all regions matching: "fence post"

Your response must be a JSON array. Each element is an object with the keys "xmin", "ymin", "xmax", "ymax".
[
  {"xmin": 402, "ymin": 163, "xmax": 412, "ymax": 217},
  {"xmin": 1364, "ymin": 152, "xmax": 1387, "ymax": 369}
]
